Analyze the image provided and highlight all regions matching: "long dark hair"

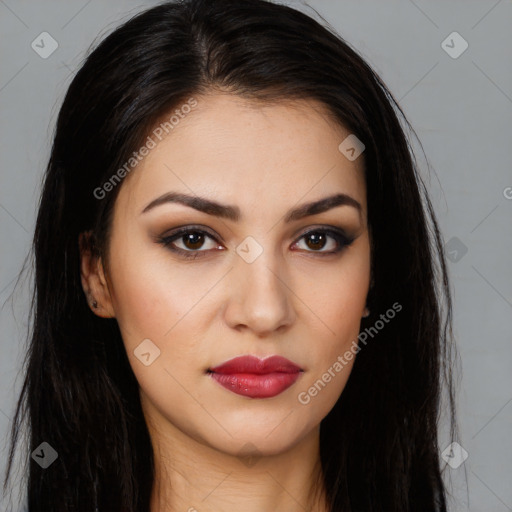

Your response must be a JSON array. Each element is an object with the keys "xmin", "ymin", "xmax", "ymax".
[{"xmin": 3, "ymin": 0, "xmax": 459, "ymax": 510}]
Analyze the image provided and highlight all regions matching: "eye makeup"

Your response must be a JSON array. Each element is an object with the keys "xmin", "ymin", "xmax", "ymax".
[{"xmin": 155, "ymin": 224, "xmax": 356, "ymax": 260}]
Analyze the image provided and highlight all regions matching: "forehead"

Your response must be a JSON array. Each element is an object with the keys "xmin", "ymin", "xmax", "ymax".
[{"xmin": 115, "ymin": 93, "xmax": 367, "ymax": 220}]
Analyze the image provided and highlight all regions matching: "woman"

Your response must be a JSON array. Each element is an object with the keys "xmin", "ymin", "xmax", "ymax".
[{"xmin": 3, "ymin": 0, "xmax": 459, "ymax": 510}]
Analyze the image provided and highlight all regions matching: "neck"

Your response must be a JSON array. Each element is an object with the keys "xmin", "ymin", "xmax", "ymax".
[{"xmin": 148, "ymin": 418, "xmax": 329, "ymax": 512}]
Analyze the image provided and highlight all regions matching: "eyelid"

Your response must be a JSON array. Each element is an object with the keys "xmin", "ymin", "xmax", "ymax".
[
  {"xmin": 294, "ymin": 224, "xmax": 351, "ymax": 239},
  {"xmin": 159, "ymin": 224, "xmax": 222, "ymax": 242},
  {"xmin": 160, "ymin": 223, "xmax": 351, "ymax": 241}
]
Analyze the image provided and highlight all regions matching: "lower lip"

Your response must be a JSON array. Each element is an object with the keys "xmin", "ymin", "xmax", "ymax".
[{"xmin": 209, "ymin": 372, "xmax": 302, "ymax": 399}]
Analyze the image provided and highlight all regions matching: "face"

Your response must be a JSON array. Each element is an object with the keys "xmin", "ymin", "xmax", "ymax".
[{"xmin": 85, "ymin": 93, "xmax": 370, "ymax": 457}]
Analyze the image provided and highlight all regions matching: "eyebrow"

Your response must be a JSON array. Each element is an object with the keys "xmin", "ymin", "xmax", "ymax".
[{"xmin": 141, "ymin": 191, "xmax": 362, "ymax": 222}]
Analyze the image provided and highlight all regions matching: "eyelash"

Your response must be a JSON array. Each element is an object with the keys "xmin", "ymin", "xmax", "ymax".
[{"xmin": 157, "ymin": 225, "xmax": 355, "ymax": 260}]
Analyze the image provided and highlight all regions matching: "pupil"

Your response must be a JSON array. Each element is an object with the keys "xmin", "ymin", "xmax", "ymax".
[{"xmin": 184, "ymin": 232, "xmax": 204, "ymax": 250}]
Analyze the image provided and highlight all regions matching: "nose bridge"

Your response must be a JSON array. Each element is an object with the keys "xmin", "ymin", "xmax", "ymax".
[
  {"xmin": 225, "ymin": 235, "xmax": 295, "ymax": 333},
  {"xmin": 243, "ymin": 249, "xmax": 284, "ymax": 297}
]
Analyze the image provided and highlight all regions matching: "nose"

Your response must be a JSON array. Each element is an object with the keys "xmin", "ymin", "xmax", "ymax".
[{"xmin": 223, "ymin": 248, "xmax": 296, "ymax": 337}]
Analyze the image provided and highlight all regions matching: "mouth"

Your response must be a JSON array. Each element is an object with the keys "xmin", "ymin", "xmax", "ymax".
[{"xmin": 207, "ymin": 355, "xmax": 303, "ymax": 399}]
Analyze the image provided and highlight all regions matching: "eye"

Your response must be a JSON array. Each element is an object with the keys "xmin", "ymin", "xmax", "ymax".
[
  {"xmin": 291, "ymin": 228, "xmax": 354, "ymax": 254},
  {"xmin": 157, "ymin": 226, "xmax": 222, "ymax": 259}
]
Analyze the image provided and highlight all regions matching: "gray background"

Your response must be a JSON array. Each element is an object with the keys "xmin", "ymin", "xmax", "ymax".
[{"xmin": 1, "ymin": 1, "xmax": 511, "ymax": 510}]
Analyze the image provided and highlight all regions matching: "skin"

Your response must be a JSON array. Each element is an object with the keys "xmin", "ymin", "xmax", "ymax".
[{"xmin": 80, "ymin": 93, "xmax": 371, "ymax": 512}]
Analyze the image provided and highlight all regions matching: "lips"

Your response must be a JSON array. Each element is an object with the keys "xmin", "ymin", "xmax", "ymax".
[{"xmin": 208, "ymin": 355, "xmax": 303, "ymax": 399}]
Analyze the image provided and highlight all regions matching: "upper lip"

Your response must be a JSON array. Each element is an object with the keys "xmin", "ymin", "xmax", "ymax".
[{"xmin": 209, "ymin": 355, "xmax": 302, "ymax": 375}]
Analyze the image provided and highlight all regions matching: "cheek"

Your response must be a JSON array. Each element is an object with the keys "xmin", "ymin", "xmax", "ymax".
[
  {"xmin": 106, "ymin": 236, "xmax": 206, "ymax": 347},
  {"xmin": 308, "ymin": 241, "xmax": 370, "ymax": 343},
  {"xmin": 294, "ymin": 284, "xmax": 363, "ymax": 418},
  {"xmin": 106, "ymin": 254, "xmax": 208, "ymax": 411},
  {"xmin": 105, "ymin": 239, "xmax": 223, "ymax": 396},
  {"xmin": 296, "ymin": 240, "xmax": 370, "ymax": 404},
  {"xmin": 107, "ymin": 264, "xmax": 171, "ymax": 349}
]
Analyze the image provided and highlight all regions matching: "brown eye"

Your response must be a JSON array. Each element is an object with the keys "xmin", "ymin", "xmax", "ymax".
[
  {"xmin": 181, "ymin": 231, "xmax": 206, "ymax": 250},
  {"xmin": 304, "ymin": 232, "xmax": 328, "ymax": 251},
  {"xmin": 158, "ymin": 226, "xmax": 222, "ymax": 259},
  {"xmin": 292, "ymin": 228, "xmax": 354, "ymax": 254}
]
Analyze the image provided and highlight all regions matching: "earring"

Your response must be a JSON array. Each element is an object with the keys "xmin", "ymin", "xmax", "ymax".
[
  {"xmin": 362, "ymin": 307, "xmax": 370, "ymax": 318},
  {"xmin": 88, "ymin": 293, "xmax": 99, "ymax": 309}
]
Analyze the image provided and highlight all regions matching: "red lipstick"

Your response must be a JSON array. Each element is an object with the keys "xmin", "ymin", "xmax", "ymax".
[{"xmin": 208, "ymin": 355, "xmax": 303, "ymax": 399}]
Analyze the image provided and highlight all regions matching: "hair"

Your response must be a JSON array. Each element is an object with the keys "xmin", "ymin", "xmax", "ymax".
[{"xmin": 3, "ymin": 0, "xmax": 460, "ymax": 510}]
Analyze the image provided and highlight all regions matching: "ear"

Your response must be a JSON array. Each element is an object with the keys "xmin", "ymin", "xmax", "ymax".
[{"xmin": 79, "ymin": 231, "xmax": 115, "ymax": 318}]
